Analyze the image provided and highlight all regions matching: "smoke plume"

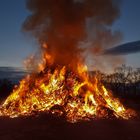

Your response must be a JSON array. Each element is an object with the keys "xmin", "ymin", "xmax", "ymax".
[{"xmin": 23, "ymin": 0, "xmax": 123, "ymax": 71}]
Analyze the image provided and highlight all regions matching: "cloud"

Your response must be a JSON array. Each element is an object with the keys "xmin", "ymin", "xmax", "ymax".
[{"xmin": 104, "ymin": 40, "xmax": 140, "ymax": 55}]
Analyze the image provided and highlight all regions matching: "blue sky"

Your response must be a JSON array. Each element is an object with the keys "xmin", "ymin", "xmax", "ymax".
[
  {"xmin": 0, "ymin": 0, "xmax": 140, "ymax": 68},
  {"xmin": 0, "ymin": 0, "xmax": 36, "ymax": 67},
  {"xmin": 113, "ymin": 0, "xmax": 140, "ymax": 68}
]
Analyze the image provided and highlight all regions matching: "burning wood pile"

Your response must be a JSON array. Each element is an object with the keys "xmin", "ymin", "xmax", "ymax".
[
  {"xmin": 0, "ymin": 62, "xmax": 134, "ymax": 122},
  {"xmin": 0, "ymin": 0, "xmax": 135, "ymax": 122}
]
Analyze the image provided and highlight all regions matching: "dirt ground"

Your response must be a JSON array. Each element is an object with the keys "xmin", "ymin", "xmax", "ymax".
[{"xmin": 0, "ymin": 113, "xmax": 140, "ymax": 140}]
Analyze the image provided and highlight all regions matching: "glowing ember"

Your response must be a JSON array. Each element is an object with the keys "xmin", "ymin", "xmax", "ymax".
[{"xmin": 0, "ymin": 63, "xmax": 134, "ymax": 122}]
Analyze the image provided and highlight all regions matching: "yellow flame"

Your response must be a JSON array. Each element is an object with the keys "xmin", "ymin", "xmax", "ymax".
[{"xmin": 0, "ymin": 64, "xmax": 135, "ymax": 122}]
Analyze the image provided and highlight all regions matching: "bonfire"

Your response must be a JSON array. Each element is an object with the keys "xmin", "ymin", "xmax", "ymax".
[
  {"xmin": 0, "ymin": 0, "xmax": 136, "ymax": 122},
  {"xmin": 0, "ymin": 46, "xmax": 134, "ymax": 122}
]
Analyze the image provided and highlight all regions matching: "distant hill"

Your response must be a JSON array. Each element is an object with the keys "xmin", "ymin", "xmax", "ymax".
[{"xmin": 0, "ymin": 67, "xmax": 29, "ymax": 84}]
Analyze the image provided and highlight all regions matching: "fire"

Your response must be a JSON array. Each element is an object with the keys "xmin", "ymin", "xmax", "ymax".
[
  {"xmin": 0, "ymin": 62, "xmax": 134, "ymax": 122},
  {"xmin": 0, "ymin": 0, "xmax": 135, "ymax": 123}
]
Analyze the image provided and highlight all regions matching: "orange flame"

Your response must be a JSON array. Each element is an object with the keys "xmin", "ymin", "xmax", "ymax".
[{"xmin": 0, "ymin": 62, "xmax": 135, "ymax": 122}]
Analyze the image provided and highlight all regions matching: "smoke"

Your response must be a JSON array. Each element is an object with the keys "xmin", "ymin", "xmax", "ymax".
[{"xmin": 23, "ymin": 0, "xmax": 123, "ymax": 71}]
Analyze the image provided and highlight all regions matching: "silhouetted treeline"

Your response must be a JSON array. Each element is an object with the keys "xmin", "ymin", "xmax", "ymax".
[{"xmin": 90, "ymin": 64, "xmax": 140, "ymax": 98}]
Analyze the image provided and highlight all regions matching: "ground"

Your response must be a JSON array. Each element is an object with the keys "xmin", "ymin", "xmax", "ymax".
[{"xmin": 0, "ymin": 113, "xmax": 140, "ymax": 140}]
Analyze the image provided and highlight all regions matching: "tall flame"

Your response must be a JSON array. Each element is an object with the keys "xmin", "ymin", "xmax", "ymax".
[{"xmin": 0, "ymin": 61, "xmax": 134, "ymax": 122}]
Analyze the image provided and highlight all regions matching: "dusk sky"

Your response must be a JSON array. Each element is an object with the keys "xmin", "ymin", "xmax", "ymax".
[{"xmin": 0, "ymin": 0, "xmax": 140, "ymax": 68}]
